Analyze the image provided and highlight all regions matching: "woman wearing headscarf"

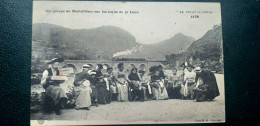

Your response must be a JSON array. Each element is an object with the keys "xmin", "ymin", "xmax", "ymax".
[
  {"xmin": 149, "ymin": 66, "xmax": 168, "ymax": 100},
  {"xmin": 128, "ymin": 67, "xmax": 145, "ymax": 102},
  {"xmin": 114, "ymin": 63, "xmax": 129, "ymax": 102},
  {"xmin": 158, "ymin": 65, "xmax": 166, "ymax": 79}
]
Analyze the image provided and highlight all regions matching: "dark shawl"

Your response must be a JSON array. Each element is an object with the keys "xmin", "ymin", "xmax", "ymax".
[
  {"xmin": 195, "ymin": 70, "xmax": 220, "ymax": 99},
  {"xmin": 128, "ymin": 73, "xmax": 140, "ymax": 81},
  {"xmin": 150, "ymin": 74, "xmax": 161, "ymax": 82},
  {"xmin": 73, "ymin": 72, "xmax": 90, "ymax": 86},
  {"xmin": 159, "ymin": 70, "xmax": 165, "ymax": 79}
]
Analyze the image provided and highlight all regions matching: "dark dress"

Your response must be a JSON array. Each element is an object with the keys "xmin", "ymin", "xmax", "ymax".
[
  {"xmin": 159, "ymin": 70, "xmax": 166, "ymax": 79},
  {"xmin": 193, "ymin": 79, "xmax": 208, "ymax": 102},
  {"xmin": 128, "ymin": 73, "xmax": 145, "ymax": 101},
  {"xmin": 103, "ymin": 73, "xmax": 113, "ymax": 103},
  {"xmin": 167, "ymin": 74, "xmax": 182, "ymax": 99},
  {"xmin": 89, "ymin": 77, "xmax": 98, "ymax": 105},
  {"xmin": 95, "ymin": 70, "xmax": 107, "ymax": 104},
  {"xmin": 195, "ymin": 70, "xmax": 220, "ymax": 100}
]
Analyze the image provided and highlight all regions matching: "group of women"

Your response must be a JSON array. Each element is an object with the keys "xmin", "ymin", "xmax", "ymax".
[{"xmin": 72, "ymin": 62, "xmax": 220, "ymax": 110}]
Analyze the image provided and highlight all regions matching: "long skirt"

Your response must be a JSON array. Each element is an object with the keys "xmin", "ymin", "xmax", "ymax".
[
  {"xmin": 97, "ymin": 85, "xmax": 107, "ymax": 104},
  {"xmin": 105, "ymin": 89, "xmax": 111, "ymax": 103},
  {"xmin": 45, "ymin": 85, "xmax": 67, "ymax": 105},
  {"xmin": 74, "ymin": 86, "xmax": 92, "ymax": 108},
  {"xmin": 166, "ymin": 83, "xmax": 174, "ymax": 99},
  {"xmin": 167, "ymin": 84, "xmax": 182, "ymax": 99},
  {"xmin": 180, "ymin": 82, "xmax": 196, "ymax": 99},
  {"xmin": 141, "ymin": 83, "xmax": 152, "ymax": 100},
  {"xmin": 142, "ymin": 86, "xmax": 148, "ymax": 101},
  {"xmin": 117, "ymin": 84, "xmax": 128, "ymax": 102},
  {"xmin": 90, "ymin": 86, "xmax": 98, "ymax": 104},
  {"xmin": 110, "ymin": 85, "xmax": 118, "ymax": 94},
  {"xmin": 152, "ymin": 86, "xmax": 168, "ymax": 100},
  {"xmin": 130, "ymin": 87, "xmax": 145, "ymax": 101}
]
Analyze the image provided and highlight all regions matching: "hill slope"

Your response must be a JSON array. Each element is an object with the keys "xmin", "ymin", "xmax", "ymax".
[
  {"xmin": 32, "ymin": 23, "xmax": 137, "ymax": 59},
  {"xmin": 165, "ymin": 25, "xmax": 223, "ymax": 72},
  {"xmin": 114, "ymin": 33, "xmax": 194, "ymax": 60},
  {"xmin": 32, "ymin": 23, "xmax": 195, "ymax": 60}
]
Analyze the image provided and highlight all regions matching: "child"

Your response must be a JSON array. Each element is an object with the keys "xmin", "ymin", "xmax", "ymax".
[{"xmin": 193, "ymin": 77, "xmax": 207, "ymax": 102}]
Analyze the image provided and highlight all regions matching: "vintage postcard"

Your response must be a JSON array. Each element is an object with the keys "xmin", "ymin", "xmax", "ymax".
[{"xmin": 31, "ymin": 1, "xmax": 225, "ymax": 125}]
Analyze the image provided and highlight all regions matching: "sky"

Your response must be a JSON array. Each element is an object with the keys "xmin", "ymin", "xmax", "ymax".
[{"xmin": 33, "ymin": 1, "xmax": 222, "ymax": 44}]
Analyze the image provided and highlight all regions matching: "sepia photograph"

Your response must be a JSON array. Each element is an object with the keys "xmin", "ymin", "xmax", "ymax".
[{"xmin": 30, "ymin": 1, "xmax": 225, "ymax": 125}]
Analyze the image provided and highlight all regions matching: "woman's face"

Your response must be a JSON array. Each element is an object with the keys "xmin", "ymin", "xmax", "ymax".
[
  {"xmin": 119, "ymin": 65, "xmax": 124, "ymax": 71},
  {"xmin": 132, "ymin": 69, "xmax": 137, "ymax": 74},
  {"xmin": 187, "ymin": 67, "xmax": 192, "ymax": 72},
  {"xmin": 155, "ymin": 71, "xmax": 160, "ymax": 76},
  {"xmin": 172, "ymin": 69, "xmax": 177, "ymax": 74}
]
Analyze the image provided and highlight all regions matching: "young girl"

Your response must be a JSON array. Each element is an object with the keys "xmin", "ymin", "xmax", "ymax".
[{"xmin": 193, "ymin": 77, "xmax": 207, "ymax": 102}]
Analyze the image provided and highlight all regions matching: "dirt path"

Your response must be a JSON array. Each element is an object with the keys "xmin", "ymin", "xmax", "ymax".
[{"xmin": 31, "ymin": 74, "xmax": 225, "ymax": 124}]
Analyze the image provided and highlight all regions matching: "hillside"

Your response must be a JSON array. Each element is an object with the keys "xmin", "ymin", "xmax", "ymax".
[
  {"xmin": 32, "ymin": 23, "xmax": 195, "ymax": 61},
  {"xmin": 165, "ymin": 25, "xmax": 223, "ymax": 72},
  {"xmin": 114, "ymin": 33, "xmax": 194, "ymax": 60},
  {"xmin": 32, "ymin": 23, "xmax": 137, "ymax": 60}
]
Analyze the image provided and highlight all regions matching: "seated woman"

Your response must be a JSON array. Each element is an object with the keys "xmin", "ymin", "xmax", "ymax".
[
  {"xmin": 104, "ymin": 67, "xmax": 116, "ymax": 102},
  {"xmin": 73, "ymin": 65, "xmax": 92, "ymax": 110},
  {"xmin": 194, "ymin": 67, "xmax": 220, "ymax": 101},
  {"xmin": 167, "ymin": 68, "xmax": 183, "ymax": 99},
  {"xmin": 128, "ymin": 67, "xmax": 145, "ymax": 102},
  {"xmin": 139, "ymin": 70, "xmax": 152, "ymax": 100},
  {"xmin": 114, "ymin": 63, "xmax": 129, "ymax": 102},
  {"xmin": 193, "ymin": 77, "xmax": 207, "ymax": 102},
  {"xmin": 149, "ymin": 66, "xmax": 168, "ymax": 100}
]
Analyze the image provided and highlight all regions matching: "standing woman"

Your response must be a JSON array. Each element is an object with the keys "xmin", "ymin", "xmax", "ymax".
[
  {"xmin": 150, "ymin": 66, "xmax": 168, "ymax": 100},
  {"xmin": 114, "ymin": 63, "xmax": 129, "ymax": 102}
]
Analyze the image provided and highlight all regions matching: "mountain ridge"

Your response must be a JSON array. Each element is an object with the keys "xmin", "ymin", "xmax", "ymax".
[
  {"xmin": 165, "ymin": 25, "xmax": 223, "ymax": 72},
  {"xmin": 32, "ymin": 23, "xmax": 195, "ymax": 60}
]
